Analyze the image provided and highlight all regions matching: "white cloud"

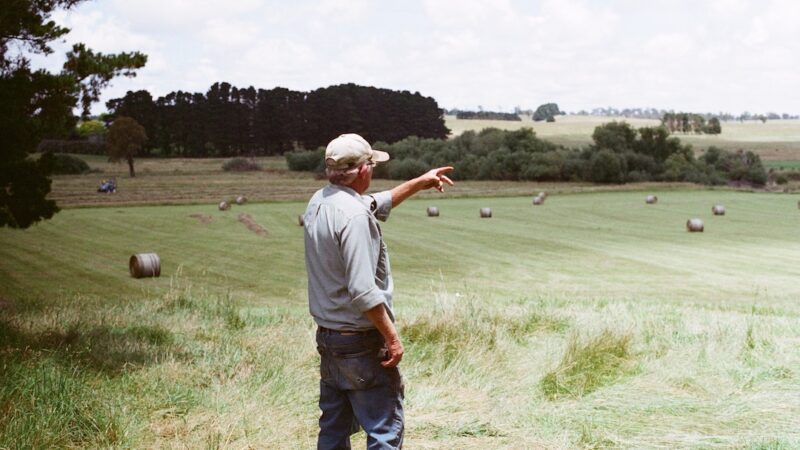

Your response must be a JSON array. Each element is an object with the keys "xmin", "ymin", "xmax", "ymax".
[
  {"xmin": 26, "ymin": 0, "xmax": 800, "ymax": 114},
  {"xmin": 422, "ymin": 0, "xmax": 517, "ymax": 28},
  {"xmin": 204, "ymin": 19, "xmax": 262, "ymax": 48}
]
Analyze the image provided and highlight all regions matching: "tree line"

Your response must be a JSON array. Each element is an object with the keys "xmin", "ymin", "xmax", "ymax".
[
  {"xmin": 448, "ymin": 102, "xmax": 563, "ymax": 122},
  {"xmin": 455, "ymin": 111, "xmax": 521, "ymax": 121},
  {"xmin": 661, "ymin": 113, "xmax": 721, "ymax": 135},
  {"xmin": 105, "ymin": 83, "xmax": 449, "ymax": 157},
  {"xmin": 576, "ymin": 107, "xmax": 798, "ymax": 122},
  {"xmin": 287, "ymin": 122, "xmax": 766, "ymax": 186}
]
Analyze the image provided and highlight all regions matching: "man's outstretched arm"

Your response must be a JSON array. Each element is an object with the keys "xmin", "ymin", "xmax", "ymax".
[{"xmin": 389, "ymin": 166, "xmax": 454, "ymax": 209}]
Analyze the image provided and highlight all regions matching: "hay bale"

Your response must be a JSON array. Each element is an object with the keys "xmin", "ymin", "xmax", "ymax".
[
  {"xmin": 532, "ymin": 195, "xmax": 544, "ymax": 205},
  {"xmin": 646, "ymin": 195, "xmax": 658, "ymax": 204},
  {"xmin": 298, "ymin": 214, "xmax": 305, "ymax": 226},
  {"xmin": 712, "ymin": 205, "xmax": 725, "ymax": 215},
  {"xmin": 427, "ymin": 206, "xmax": 439, "ymax": 217},
  {"xmin": 686, "ymin": 218, "xmax": 704, "ymax": 232},
  {"xmin": 235, "ymin": 195, "xmax": 247, "ymax": 205},
  {"xmin": 219, "ymin": 201, "xmax": 230, "ymax": 211},
  {"xmin": 130, "ymin": 253, "xmax": 161, "ymax": 278},
  {"xmin": 480, "ymin": 207, "xmax": 492, "ymax": 218}
]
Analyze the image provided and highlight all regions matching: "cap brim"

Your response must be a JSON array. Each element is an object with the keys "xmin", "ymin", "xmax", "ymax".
[{"xmin": 371, "ymin": 149, "xmax": 390, "ymax": 164}]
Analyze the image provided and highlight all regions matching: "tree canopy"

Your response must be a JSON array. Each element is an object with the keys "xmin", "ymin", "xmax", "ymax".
[
  {"xmin": 107, "ymin": 116, "xmax": 147, "ymax": 177},
  {"xmin": 106, "ymin": 82, "xmax": 450, "ymax": 157},
  {"xmin": 532, "ymin": 103, "xmax": 562, "ymax": 122},
  {"xmin": 0, "ymin": 0, "xmax": 146, "ymax": 228}
]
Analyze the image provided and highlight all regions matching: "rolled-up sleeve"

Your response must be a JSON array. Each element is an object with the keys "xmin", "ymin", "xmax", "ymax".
[
  {"xmin": 339, "ymin": 213, "xmax": 385, "ymax": 312},
  {"xmin": 366, "ymin": 191, "xmax": 392, "ymax": 222}
]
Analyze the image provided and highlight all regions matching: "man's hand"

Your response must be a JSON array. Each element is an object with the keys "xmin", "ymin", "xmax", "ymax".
[
  {"xmin": 382, "ymin": 336, "xmax": 404, "ymax": 368},
  {"xmin": 364, "ymin": 304, "xmax": 404, "ymax": 367},
  {"xmin": 390, "ymin": 166, "xmax": 455, "ymax": 208},
  {"xmin": 418, "ymin": 166, "xmax": 455, "ymax": 192}
]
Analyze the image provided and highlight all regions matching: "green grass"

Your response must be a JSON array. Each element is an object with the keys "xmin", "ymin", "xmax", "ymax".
[
  {"xmin": 764, "ymin": 160, "xmax": 800, "ymax": 170},
  {"xmin": 2, "ymin": 190, "xmax": 800, "ymax": 447}
]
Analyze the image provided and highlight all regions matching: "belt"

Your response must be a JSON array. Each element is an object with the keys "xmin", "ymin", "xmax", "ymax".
[{"xmin": 317, "ymin": 326, "xmax": 377, "ymax": 335}]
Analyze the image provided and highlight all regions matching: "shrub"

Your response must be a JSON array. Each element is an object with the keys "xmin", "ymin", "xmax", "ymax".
[
  {"xmin": 76, "ymin": 120, "xmax": 106, "ymax": 137},
  {"xmin": 589, "ymin": 149, "xmax": 626, "ymax": 183},
  {"xmin": 386, "ymin": 158, "xmax": 429, "ymax": 180},
  {"xmin": 663, "ymin": 153, "xmax": 704, "ymax": 182},
  {"xmin": 285, "ymin": 148, "xmax": 324, "ymax": 172},
  {"xmin": 222, "ymin": 157, "xmax": 261, "ymax": 172},
  {"xmin": 626, "ymin": 170, "xmax": 651, "ymax": 182},
  {"xmin": 521, "ymin": 151, "xmax": 563, "ymax": 181},
  {"xmin": 37, "ymin": 139, "xmax": 106, "ymax": 155},
  {"xmin": 38, "ymin": 152, "xmax": 91, "ymax": 175}
]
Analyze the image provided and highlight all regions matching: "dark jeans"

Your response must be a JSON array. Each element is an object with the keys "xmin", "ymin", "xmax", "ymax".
[{"xmin": 316, "ymin": 328, "xmax": 404, "ymax": 450}]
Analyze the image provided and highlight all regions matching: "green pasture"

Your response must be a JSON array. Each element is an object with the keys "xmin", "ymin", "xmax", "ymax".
[
  {"xmin": 4, "ymin": 190, "xmax": 799, "ymax": 305},
  {"xmin": 2, "ymin": 190, "xmax": 800, "ymax": 448},
  {"xmin": 764, "ymin": 160, "xmax": 800, "ymax": 170}
]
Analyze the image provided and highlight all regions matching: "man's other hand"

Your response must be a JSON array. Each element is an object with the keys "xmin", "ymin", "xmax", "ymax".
[{"xmin": 382, "ymin": 336, "xmax": 404, "ymax": 368}]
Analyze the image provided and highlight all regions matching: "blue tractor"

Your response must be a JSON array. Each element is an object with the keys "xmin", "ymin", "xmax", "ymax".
[{"xmin": 97, "ymin": 179, "xmax": 117, "ymax": 193}]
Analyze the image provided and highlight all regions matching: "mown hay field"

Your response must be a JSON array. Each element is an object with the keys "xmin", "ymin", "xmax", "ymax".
[
  {"xmin": 445, "ymin": 115, "xmax": 800, "ymax": 161},
  {"xmin": 2, "ymin": 189, "xmax": 799, "ymax": 448},
  {"xmin": 49, "ymin": 155, "xmax": 723, "ymax": 208}
]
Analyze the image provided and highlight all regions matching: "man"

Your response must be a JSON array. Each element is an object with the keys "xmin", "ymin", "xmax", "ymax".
[{"xmin": 303, "ymin": 133, "xmax": 453, "ymax": 449}]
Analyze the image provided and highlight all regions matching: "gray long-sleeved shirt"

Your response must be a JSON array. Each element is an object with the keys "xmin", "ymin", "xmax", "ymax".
[{"xmin": 303, "ymin": 184, "xmax": 393, "ymax": 331}]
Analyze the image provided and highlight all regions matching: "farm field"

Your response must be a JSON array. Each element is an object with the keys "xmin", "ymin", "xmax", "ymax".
[
  {"xmin": 49, "ymin": 152, "xmax": 800, "ymax": 212},
  {"xmin": 445, "ymin": 115, "xmax": 800, "ymax": 161},
  {"xmin": 2, "ymin": 189, "xmax": 799, "ymax": 448},
  {"xmin": 49, "ymin": 155, "xmax": 723, "ymax": 208}
]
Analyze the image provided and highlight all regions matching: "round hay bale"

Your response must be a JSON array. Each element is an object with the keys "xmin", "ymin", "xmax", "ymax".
[
  {"xmin": 235, "ymin": 195, "xmax": 247, "ymax": 205},
  {"xmin": 219, "ymin": 201, "xmax": 230, "ymax": 211},
  {"xmin": 130, "ymin": 253, "xmax": 161, "ymax": 278},
  {"xmin": 686, "ymin": 218, "xmax": 704, "ymax": 232},
  {"xmin": 712, "ymin": 205, "xmax": 725, "ymax": 215},
  {"xmin": 298, "ymin": 214, "xmax": 305, "ymax": 226},
  {"xmin": 480, "ymin": 207, "xmax": 492, "ymax": 218},
  {"xmin": 532, "ymin": 196, "xmax": 544, "ymax": 205},
  {"xmin": 646, "ymin": 195, "xmax": 658, "ymax": 204},
  {"xmin": 427, "ymin": 206, "xmax": 439, "ymax": 217}
]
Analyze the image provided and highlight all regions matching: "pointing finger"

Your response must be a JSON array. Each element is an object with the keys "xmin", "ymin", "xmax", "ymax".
[{"xmin": 435, "ymin": 166, "xmax": 454, "ymax": 175}]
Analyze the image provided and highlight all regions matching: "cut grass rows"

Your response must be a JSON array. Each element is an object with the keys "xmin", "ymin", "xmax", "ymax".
[{"xmin": 2, "ymin": 189, "xmax": 800, "ymax": 447}]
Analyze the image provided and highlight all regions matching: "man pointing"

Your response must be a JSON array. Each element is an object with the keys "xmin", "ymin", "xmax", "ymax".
[{"xmin": 303, "ymin": 133, "xmax": 453, "ymax": 449}]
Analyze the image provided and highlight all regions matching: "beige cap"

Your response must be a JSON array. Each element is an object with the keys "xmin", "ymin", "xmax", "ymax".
[{"xmin": 325, "ymin": 133, "xmax": 390, "ymax": 170}]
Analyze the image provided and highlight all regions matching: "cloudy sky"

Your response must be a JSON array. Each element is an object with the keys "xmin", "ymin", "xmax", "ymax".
[{"xmin": 34, "ymin": 0, "xmax": 800, "ymax": 115}]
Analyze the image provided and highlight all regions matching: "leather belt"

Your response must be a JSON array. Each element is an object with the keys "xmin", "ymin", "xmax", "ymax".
[{"xmin": 317, "ymin": 326, "xmax": 376, "ymax": 335}]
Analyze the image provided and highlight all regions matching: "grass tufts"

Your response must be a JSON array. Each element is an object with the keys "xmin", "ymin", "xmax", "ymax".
[
  {"xmin": 746, "ymin": 440, "xmax": 797, "ymax": 450},
  {"xmin": 578, "ymin": 419, "xmax": 617, "ymax": 449},
  {"xmin": 401, "ymin": 294, "xmax": 567, "ymax": 370},
  {"xmin": 0, "ymin": 360, "xmax": 122, "ymax": 448},
  {"xmin": 541, "ymin": 329, "xmax": 638, "ymax": 400}
]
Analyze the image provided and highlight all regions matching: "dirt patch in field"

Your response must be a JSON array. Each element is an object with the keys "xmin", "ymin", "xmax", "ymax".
[
  {"xmin": 189, "ymin": 213, "xmax": 213, "ymax": 224},
  {"xmin": 238, "ymin": 213, "xmax": 268, "ymax": 237}
]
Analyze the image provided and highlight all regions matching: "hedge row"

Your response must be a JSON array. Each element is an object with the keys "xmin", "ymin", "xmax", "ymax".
[{"xmin": 285, "ymin": 124, "xmax": 767, "ymax": 186}]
